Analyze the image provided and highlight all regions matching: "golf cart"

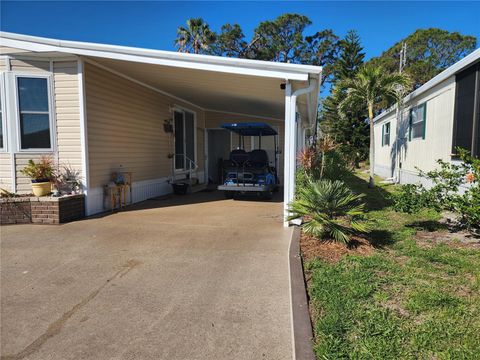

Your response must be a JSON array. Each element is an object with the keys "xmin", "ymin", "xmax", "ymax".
[{"xmin": 217, "ymin": 122, "xmax": 279, "ymax": 199}]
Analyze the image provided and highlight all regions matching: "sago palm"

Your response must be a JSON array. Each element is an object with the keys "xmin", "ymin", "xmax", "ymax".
[
  {"xmin": 339, "ymin": 65, "xmax": 410, "ymax": 188},
  {"xmin": 175, "ymin": 18, "xmax": 216, "ymax": 54},
  {"xmin": 288, "ymin": 180, "xmax": 369, "ymax": 244}
]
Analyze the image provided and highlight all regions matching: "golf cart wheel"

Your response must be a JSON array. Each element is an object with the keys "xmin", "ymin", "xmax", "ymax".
[{"xmin": 224, "ymin": 191, "xmax": 234, "ymax": 199}]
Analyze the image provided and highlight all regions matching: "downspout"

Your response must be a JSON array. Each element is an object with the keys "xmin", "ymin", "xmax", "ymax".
[
  {"xmin": 284, "ymin": 78, "xmax": 318, "ymax": 227},
  {"xmin": 395, "ymin": 105, "xmax": 401, "ymax": 183}
]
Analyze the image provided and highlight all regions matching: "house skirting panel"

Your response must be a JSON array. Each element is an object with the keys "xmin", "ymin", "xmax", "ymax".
[
  {"xmin": 86, "ymin": 177, "xmax": 172, "ymax": 216},
  {"xmin": 398, "ymin": 169, "xmax": 432, "ymax": 187},
  {"xmin": 85, "ymin": 171, "xmax": 205, "ymax": 216},
  {"xmin": 374, "ymin": 164, "xmax": 393, "ymax": 179}
]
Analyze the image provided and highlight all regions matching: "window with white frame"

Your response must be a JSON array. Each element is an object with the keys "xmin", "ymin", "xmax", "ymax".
[
  {"xmin": 174, "ymin": 109, "xmax": 195, "ymax": 171},
  {"xmin": 17, "ymin": 76, "xmax": 52, "ymax": 150},
  {"xmin": 409, "ymin": 103, "xmax": 426, "ymax": 140},
  {"xmin": 382, "ymin": 122, "xmax": 390, "ymax": 146}
]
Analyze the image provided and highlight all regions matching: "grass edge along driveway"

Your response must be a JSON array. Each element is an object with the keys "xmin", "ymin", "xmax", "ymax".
[{"xmin": 304, "ymin": 172, "xmax": 480, "ymax": 360}]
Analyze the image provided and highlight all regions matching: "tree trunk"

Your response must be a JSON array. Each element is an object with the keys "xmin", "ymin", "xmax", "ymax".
[{"xmin": 368, "ymin": 104, "xmax": 375, "ymax": 188}]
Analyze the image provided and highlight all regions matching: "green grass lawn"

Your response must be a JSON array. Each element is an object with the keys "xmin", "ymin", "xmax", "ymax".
[{"xmin": 305, "ymin": 171, "xmax": 480, "ymax": 360}]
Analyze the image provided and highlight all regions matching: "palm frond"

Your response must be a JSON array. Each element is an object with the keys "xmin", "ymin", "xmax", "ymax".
[{"xmin": 288, "ymin": 179, "xmax": 370, "ymax": 244}]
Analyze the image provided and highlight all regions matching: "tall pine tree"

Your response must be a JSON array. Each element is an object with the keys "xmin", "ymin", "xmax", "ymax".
[
  {"xmin": 335, "ymin": 30, "xmax": 365, "ymax": 80},
  {"xmin": 320, "ymin": 30, "xmax": 369, "ymax": 166}
]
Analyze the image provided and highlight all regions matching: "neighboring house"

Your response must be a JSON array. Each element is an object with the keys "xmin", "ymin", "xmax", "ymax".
[
  {"xmin": 0, "ymin": 32, "xmax": 322, "ymax": 224},
  {"xmin": 373, "ymin": 48, "xmax": 480, "ymax": 186}
]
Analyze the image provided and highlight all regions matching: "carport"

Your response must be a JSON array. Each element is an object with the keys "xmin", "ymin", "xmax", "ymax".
[{"xmin": 1, "ymin": 32, "xmax": 322, "ymax": 223}]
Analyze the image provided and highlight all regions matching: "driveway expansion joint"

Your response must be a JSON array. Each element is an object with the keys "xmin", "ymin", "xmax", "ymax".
[{"xmin": 1, "ymin": 259, "xmax": 140, "ymax": 360}]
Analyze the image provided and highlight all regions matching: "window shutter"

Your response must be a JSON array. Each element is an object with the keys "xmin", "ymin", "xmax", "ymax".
[
  {"xmin": 409, "ymin": 109, "xmax": 413, "ymax": 141},
  {"xmin": 381, "ymin": 124, "xmax": 385, "ymax": 146},
  {"xmin": 422, "ymin": 103, "xmax": 427, "ymax": 140}
]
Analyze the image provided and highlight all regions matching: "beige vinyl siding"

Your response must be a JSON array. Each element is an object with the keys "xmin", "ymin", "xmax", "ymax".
[
  {"xmin": 0, "ymin": 153, "xmax": 12, "ymax": 191},
  {"xmin": 10, "ymin": 59, "xmax": 50, "ymax": 73},
  {"xmin": 0, "ymin": 57, "xmax": 7, "ymax": 72},
  {"xmin": 0, "ymin": 46, "xmax": 31, "ymax": 55},
  {"xmin": 15, "ymin": 153, "xmax": 45, "ymax": 192},
  {"xmin": 85, "ymin": 62, "xmax": 205, "ymax": 189},
  {"xmin": 2, "ymin": 58, "xmax": 82, "ymax": 193},
  {"xmin": 205, "ymin": 111, "xmax": 285, "ymax": 183},
  {"xmin": 53, "ymin": 61, "xmax": 83, "ymax": 176}
]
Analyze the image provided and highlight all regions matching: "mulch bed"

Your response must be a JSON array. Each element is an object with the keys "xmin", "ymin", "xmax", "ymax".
[{"xmin": 300, "ymin": 231, "xmax": 375, "ymax": 263}]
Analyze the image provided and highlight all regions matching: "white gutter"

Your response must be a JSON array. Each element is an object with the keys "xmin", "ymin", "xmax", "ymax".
[
  {"xmin": 284, "ymin": 79, "xmax": 318, "ymax": 227},
  {"xmin": 292, "ymin": 81, "xmax": 317, "ymax": 123},
  {"xmin": 0, "ymin": 31, "xmax": 323, "ymax": 73},
  {"xmin": 373, "ymin": 47, "xmax": 480, "ymax": 124},
  {"xmin": 0, "ymin": 32, "xmax": 322, "ymax": 81}
]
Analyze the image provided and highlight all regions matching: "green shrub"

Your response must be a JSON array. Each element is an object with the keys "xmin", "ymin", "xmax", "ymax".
[
  {"xmin": 322, "ymin": 149, "xmax": 349, "ymax": 180},
  {"xmin": 288, "ymin": 179, "xmax": 370, "ymax": 244},
  {"xmin": 392, "ymin": 148, "xmax": 479, "ymax": 231},
  {"xmin": 392, "ymin": 184, "xmax": 427, "ymax": 213}
]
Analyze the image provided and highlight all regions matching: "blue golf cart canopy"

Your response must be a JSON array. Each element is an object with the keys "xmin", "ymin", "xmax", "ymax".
[{"xmin": 221, "ymin": 122, "xmax": 278, "ymax": 136}]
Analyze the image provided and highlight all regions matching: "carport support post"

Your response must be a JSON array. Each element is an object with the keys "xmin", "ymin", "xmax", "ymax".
[{"xmin": 283, "ymin": 82, "xmax": 296, "ymax": 227}]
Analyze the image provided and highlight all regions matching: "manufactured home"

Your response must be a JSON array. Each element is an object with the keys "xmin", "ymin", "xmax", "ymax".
[
  {"xmin": 0, "ymin": 32, "xmax": 321, "ymax": 224},
  {"xmin": 373, "ymin": 48, "xmax": 480, "ymax": 185}
]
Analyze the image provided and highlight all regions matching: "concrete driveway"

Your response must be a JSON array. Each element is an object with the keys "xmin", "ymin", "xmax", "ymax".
[{"xmin": 0, "ymin": 191, "xmax": 293, "ymax": 360}]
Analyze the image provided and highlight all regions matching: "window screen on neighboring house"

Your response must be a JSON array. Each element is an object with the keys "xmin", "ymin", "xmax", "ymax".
[
  {"xmin": 409, "ymin": 103, "xmax": 426, "ymax": 140},
  {"xmin": 452, "ymin": 62, "xmax": 480, "ymax": 157},
  {"xmin": 382, "ymin": 122, "xmax": 390, "ymax": 146}
]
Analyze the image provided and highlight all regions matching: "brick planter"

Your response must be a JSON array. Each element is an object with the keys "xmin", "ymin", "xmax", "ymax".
[{"xmin": 1, "ymin": 195, "xmax": 85, "ymax": 225}]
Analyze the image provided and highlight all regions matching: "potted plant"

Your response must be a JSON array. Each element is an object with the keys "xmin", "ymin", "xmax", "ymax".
[{"xmin": 20, "ymin": 156, "xmax": 54, "ymax": 197}]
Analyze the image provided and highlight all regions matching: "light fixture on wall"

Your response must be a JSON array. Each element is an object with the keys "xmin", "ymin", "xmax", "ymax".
[{"xmin": 163, "ymin": 118, "xmax": 173, "ymax": 133}]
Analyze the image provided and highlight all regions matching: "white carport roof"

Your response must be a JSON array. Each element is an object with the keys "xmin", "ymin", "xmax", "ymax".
[{"xmin": 0, "ymin": 32, "xmax": 322, "ymax": 123}]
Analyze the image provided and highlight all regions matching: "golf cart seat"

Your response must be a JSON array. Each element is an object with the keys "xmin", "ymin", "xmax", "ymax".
[
  {"xmin": 248, "ymin": 149, "xmax": 269, "ymax": 169},
  {"xmin": 230, "ymin": 149, "xmax": 250, "ymax": 166}
]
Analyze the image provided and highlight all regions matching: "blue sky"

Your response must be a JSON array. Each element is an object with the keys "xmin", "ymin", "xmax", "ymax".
[{"xmin": 1, "ymin": 1, "xmax": 479, "ymax": 62}]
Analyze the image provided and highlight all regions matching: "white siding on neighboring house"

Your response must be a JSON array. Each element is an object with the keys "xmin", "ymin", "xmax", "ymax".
[
  {"xmin": 374, "ymin": 114, "xmax": 397, "ymax": 179},
  {"xmin": 374, "ymin": 76, "xmax": 457, "ymax": 185}
]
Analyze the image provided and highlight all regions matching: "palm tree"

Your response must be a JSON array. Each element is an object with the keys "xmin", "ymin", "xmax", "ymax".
[
  {"xmin": 339, "ymin": 65, "xmax": 410, "ymax": 188},
  {"xmin": 175, "ymin": 18, "xmax": 217, "ymax": 54},
  {"xmin": 288, "ymin": 179, "xmax": 370, "ymax": 244}
]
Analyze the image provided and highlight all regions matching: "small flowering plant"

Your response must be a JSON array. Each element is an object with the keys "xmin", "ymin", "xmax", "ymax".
[
  {"xmin": 297, "ymin": 147, "xmax": 317, "ymax": 172},
  {"xmin": 466, "ymin": 172, "xmax": 475, "ymax": 183},
  {"xmin": 20, "ymin": 156, "xmax": 54, "ymax": 182}
]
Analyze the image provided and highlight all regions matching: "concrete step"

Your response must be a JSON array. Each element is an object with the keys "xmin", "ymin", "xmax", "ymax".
[
  {"xmin": 171, "ymin": 177, "xmax": 199, "ymax": 186},
  {"xmin": 190, "ymin": 183, "xmax": 207, "ymax": 193},
  {"xmin": 171, "ymin": 178, "xmax": 207, "ymax": 195}
]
